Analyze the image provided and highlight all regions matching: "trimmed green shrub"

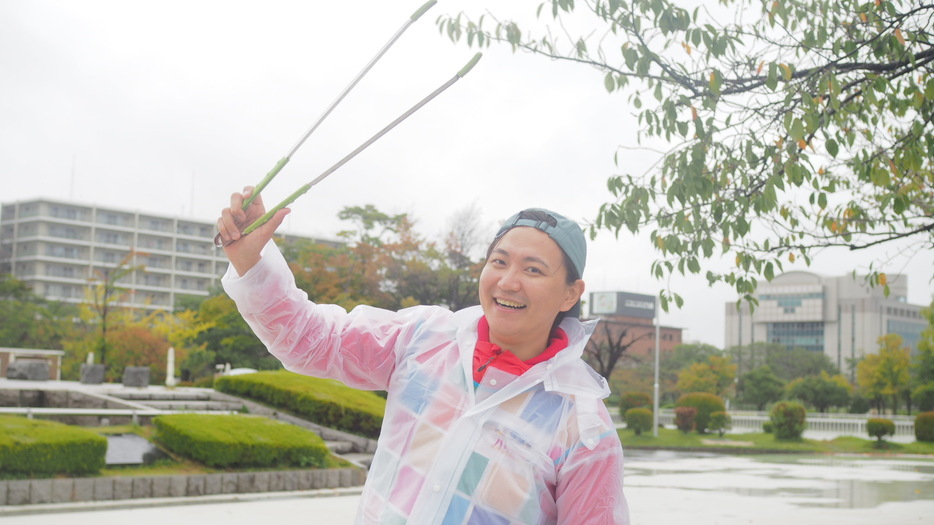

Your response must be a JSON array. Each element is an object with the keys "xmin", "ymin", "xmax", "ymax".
[
  {"xmin": 915, "ymin": 411, "xmax": 934, "ymax": 442},
  {"xmin": 674, "ymin": 406, "xmax": 697, "ymax": 434},
  {"xmin": 769, "ymin": 401, "xmax": 807, "ymax": 440},
  {"xmin": 675, "ymin": 393, "xmax": 726, "ymax": 434},
  {"xmin": 625, "ymin": 407, "xmax": 653, "ymax": 435},
  {"xmin": 619, "ymin": 392, "xmax": 652, "ymax": 422},
  {"xmin": 153, "ymin": 413, "xmax": 329, "ymax": 469},
  {"xmin": 215, "ymin": 370, "xmax": 386, "ymax": 438},
  {"xmin": 866, "ymin": 418, "xmax": 895, "ymax": 444},
  {"xmin": 709, "ymin": 411, "xmax": 732, "ymax": 438},
  {"xmin": 0, "ymin": 415, "xmax": 106, "ymax": 475},
  {"xmin": 762, "ymin": 421, "xmax": 774, "ymax": 434}
]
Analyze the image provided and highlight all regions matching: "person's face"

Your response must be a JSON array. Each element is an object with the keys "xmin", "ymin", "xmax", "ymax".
[{"xmin": 479, "ymin": 227, "xmax": 585, "ymax": 353}]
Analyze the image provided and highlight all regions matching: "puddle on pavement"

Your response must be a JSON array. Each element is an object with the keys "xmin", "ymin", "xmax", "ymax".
[
  {"xmin": 105, "ymin": 433, "xmax": 168, "ymax": 466},
  {"xmin": 625, "ymin": 450, "xmax": 934, "ymax": 509}
]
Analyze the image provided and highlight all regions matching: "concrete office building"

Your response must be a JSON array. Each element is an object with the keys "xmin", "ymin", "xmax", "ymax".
[
  {"xmin": 0, "ymin": 198, "xmax": 336, "ymax": 311},
  {"xmin": 724, "ymin": 270, "xmax": 929, "ymax": 374}
]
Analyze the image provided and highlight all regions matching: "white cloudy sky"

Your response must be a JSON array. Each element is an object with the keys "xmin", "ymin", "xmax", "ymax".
[{"xmin": 2, "ymin": 0, "xmax": 932, "ymax": 348}]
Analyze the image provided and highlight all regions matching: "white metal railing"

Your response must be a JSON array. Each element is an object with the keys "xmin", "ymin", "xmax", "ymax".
[
  {"xmin": 654, "ymin": 409, "xmax": 916, "ymax": 437},
  {"xmin": 0, "ymin": 407, "xmax": 235, "ymax": 425}
]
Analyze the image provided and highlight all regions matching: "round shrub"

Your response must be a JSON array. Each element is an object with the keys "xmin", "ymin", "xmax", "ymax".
[
  {"xmin": 762, "ymin": 421, "xmax": 774, "ymax": 434},
  {"xmin": 619, "ymin": 391, "xmax": 652, "ymax": 422},
  {"xmin": 915, "ymin": 411, "xmax": 934, "ymax": 442},
  {"xmin": 625, "ymin": 407, "xmax": 653, "ymax": 436},
  {"xmin": 866, "ymin": 418, "xmax": 895, "ymax": 444},
  {"xmin": 769, "ymin": 401, "xmax": 807, "ymax": 440},
  {"xmin": 674, "ymin": 406, "xmax": 697, "ymax": 434},
  {"xmin": 675, "ymin": 392, "xmax": 726, "ymax": 434},
  {"xmin": 709, "ymin": 411, "xmax": 732, "ymax": 437}
]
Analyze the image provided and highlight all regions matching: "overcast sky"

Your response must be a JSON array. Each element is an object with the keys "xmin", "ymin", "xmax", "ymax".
[{"xmin": 2, "ymin": 0, "xmax": 932, "ymax": 348}]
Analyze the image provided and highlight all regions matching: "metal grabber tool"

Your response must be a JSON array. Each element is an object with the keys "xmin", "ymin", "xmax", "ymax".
[{"xmin": 214, "ymin": 0, "xmax": 482, "ymax": 247}]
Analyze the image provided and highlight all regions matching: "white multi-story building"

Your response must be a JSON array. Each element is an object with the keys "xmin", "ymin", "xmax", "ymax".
[
  {"xmin": 724, "ymin": 270, "xmax": 929, "ymax": 374},
  {"xmin": 0, "ymin": 198, "xmax": 334, "ymax": 310}
]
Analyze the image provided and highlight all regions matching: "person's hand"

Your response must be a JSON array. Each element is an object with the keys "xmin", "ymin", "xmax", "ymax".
[{"xmin": 217, "ymin": 187, "xmax": 290, "ymax": 276}]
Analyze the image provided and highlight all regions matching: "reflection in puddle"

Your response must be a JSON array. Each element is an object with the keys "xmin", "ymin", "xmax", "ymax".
[{"xmin": 624, "ymin": 450, "xmax": 934, "ymax": 509}]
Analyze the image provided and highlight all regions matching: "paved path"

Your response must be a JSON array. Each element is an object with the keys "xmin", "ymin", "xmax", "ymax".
[{"xmin": 2, "ymin": 452, "xmax": 932, "ymax": 524}]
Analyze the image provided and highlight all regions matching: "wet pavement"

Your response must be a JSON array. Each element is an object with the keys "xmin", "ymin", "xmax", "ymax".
[{"xmin": 2, "ymin": 451, "xmax": 932, "ymax": 524}]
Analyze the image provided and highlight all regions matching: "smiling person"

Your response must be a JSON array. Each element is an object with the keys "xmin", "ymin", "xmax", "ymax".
[{"xmin": 217, "ymin": 188, "xmax": 629, "ymax": 524}]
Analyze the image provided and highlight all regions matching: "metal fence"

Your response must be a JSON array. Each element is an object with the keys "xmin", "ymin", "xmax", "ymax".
[{"xmin": 656, "ymin": 409, "xmax": 916, "ymax": 438}]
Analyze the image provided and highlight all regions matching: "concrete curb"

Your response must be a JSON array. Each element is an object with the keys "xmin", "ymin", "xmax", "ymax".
[{"xmin": 0, "ymin": 468, "xmax": 365, "ymax": 508}]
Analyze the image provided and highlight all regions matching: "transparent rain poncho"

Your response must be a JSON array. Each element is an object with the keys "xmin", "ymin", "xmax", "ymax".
[{"xmin": 223, "ymin": 242, "xmax": 630, "ymax": 524}]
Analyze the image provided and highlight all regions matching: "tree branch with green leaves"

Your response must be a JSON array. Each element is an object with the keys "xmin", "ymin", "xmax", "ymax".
[{"xmin": 439, "ymin": 0, "xmax": 933, "ymax": 310}]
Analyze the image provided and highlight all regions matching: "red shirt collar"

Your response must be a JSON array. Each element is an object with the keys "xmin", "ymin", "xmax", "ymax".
[{"xmin": 472, "ymin": 316, "xmax": 569, "ymax": 383}]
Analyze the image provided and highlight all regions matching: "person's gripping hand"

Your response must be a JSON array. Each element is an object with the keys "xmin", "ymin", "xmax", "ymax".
[{"xmin": 217, "ymin": 186, "xmax": 290, "ymax": 276}]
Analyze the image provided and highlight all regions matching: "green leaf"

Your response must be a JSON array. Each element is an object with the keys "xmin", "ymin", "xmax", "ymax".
[
  {"xmin": 789, "ymin": 119, "xmax": 804, "ymax": 141},
  {"xmin": 826, "ymin": 139, "xmax": 839, "ymax": 158},
  {"xmin": 709, "ymin": 70, "xmax": 722, "ymax": 96},
  {"xmin": 766, "ymin": 63, "xmax": 778, "ymax": 90},
  {"xmin": 604, "ymin": 72, "xmax": 615, "ymax": 93}
]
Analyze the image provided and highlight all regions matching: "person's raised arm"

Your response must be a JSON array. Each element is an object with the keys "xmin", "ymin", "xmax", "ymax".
[{"xmin": 216, "ymin": 186, "xmax": 290, "ymax": 276}]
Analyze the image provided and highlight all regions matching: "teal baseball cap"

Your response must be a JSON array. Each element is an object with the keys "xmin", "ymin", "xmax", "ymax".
[{"xmin": 494, "ymin": 208, "xmax": 587, "ymax": 280}]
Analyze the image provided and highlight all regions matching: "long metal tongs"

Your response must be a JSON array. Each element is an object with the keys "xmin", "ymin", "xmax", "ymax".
[{"xmin": 214, "ymin": 0, "xmax": 482, "ymax": 247}]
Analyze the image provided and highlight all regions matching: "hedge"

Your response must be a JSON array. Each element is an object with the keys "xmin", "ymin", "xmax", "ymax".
[
  {"xmin": 675, "ymin": 393, "xmax": 725, "ymax": 434},
  {"xmin": 0, "ymin": 415, "xmax": 106, "ymax": 476},
  {"xmin": 916, "ymin": 412, "xmax": 934, "ymax": 442},
  {"xmin": 153, "ymin": 413, "xmax": 329, "ymax": 469},
  {"xmin": 215, "ymin": 371, "xmax": 386, "ymax": 438}
]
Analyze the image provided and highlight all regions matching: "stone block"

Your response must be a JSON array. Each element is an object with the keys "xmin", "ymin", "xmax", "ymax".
[
  {"xmin": 187, "ymin": 475, "xmax": 206, "ymax": 497},
  {"xmin": 325, "ymin": 469, "xmax": 340, "ymax": 488},
  {"xmin": 122, "ymin": 366, "xmax": 150, "ymax": 388},
  {"xmin": 29, "ymin": 479, "xmax": 52, "ymax": 504},
  {"xmin": 169, "ymin": 476, "xmax": 187, "ymax": 497},
  {"xmin": 51, "ymin": 479, "xmax": 74, "ymax": 503},
  {"xmin": 113, "ymin": 478, "xmax": 133, "ymax": 500},
  {"xmin": 254, "ymin": 472, "xmax": 270, "ymax": 493},
  {"xmin": 309, "ymin": 470, "xmax": 324, "ymax": 490},
  {"xmin": 340, "ymin": 469, "xmax": 354, "ymax": 487},
  {"xmin": 73, "ymin": 478, "xmax": 94, "ymax": 502},
  {"xmin": 221, "ymin": 474, "xmax": 239, "ymax": 494},
  {"xmin": 204, "ymin": 473, "xmax": 222, "ymax": 495},
  {"xmin": 93, "ymin": 478, "xmax": 113, "ymax": 500},
  {"xmin": 7, "ymin": 481, "xmax": 30, "ymax": 505},
  {"xmin": 6, "ymin": 361, "xmax": 49, "ymax": 381},
  {"xmin": 236, "ymin": 473, "xmax": 255, "ymax": 494},
  {"xmin": 80, "ymin": 364, "xmax": 106, "ymax": 384},
  {"xmin": 132, "ymin": 477, "xmax": 153, "ymax": 499},
  {"xmin": 151, "ymin": 476, "xmax": 170, "ymax": 498}
]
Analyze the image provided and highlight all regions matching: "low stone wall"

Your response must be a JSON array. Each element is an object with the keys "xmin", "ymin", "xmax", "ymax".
[{"xmin": 0, "ymin": 468, "xmax": 365, "ymax": 506}]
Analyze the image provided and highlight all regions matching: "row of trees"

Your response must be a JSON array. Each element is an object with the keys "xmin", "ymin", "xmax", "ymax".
[
  {"xmin": 0, "ymin": 204, "xmax": 485, "ymax": 384},
  {"xmin": 606, "ymin": 307, "xmax": 934, "ymax": 415}
]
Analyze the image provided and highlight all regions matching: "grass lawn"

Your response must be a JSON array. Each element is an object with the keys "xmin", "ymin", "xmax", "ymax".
[{"xmin": 618, "ymin": 427, "xmax": 934, "ymax": 455}]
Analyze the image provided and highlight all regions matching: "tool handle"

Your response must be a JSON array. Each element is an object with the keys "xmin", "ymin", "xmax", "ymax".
[
  {"xmin": 410, "ymin": 0, "xmax": 437, "ymax": 21},
  {"xmin": 242, "ymin": 157, "xmax": 290, "ymax": 210}
]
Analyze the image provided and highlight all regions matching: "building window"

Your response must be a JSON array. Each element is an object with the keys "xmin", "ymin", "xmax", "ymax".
[
  {"xmin": 887, "ymin": 320, "xmax": 925, "ymax": 352},
  {"xmin": 766, "ymin": 321, "xmax": 824, "ymax": 353}
]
